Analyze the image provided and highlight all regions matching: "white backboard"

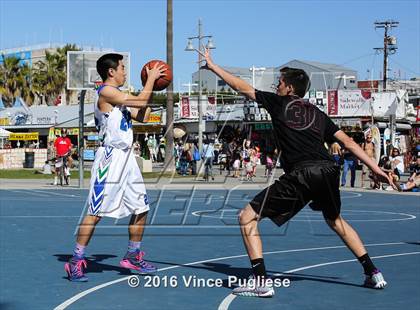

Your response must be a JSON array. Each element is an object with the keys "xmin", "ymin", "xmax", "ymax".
[{"xmin": 67, "ymin": 51, "xmax": 130, "ymax": 90}]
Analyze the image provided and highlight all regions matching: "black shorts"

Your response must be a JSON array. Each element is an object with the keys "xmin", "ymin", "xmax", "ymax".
[{"xmin": 249, "ymin": 160, "xmax": 341, "ymax": 226}]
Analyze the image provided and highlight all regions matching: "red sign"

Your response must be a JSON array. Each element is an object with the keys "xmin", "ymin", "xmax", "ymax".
[
  {"xmin": 328, "ymin": 90, "xmax": 338, "ymax": 115},
  {"xmin": 357, "ymin": 80, "xmax": 379, "ymax": 92},
  {"xmin": 181, "ymin": 96, "xmax": 190, "ymax": 118}
]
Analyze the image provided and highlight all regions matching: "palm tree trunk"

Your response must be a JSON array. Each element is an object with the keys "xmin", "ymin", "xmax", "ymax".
[{"xmin": 164, "ymin": 0, "xmax": 175, "ymax": 172}]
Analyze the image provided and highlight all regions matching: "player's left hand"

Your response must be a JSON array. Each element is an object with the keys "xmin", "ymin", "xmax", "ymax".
[{"xmin": 202, "ymin": 48, "xmax": 216, "ymax": 71}]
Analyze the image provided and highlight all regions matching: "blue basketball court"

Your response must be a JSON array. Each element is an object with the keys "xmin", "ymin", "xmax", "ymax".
[{"xmin": 0, "ymin": 188, "xmax": 419, "ymax": 310}]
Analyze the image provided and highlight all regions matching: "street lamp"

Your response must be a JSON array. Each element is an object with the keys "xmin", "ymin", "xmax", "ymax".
[{"xmin": 185, "ymin": 18, "xmax": 216, "ymax": 154}]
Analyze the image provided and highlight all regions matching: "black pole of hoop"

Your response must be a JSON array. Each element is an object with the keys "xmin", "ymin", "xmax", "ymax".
[{"xmin": 78, "ymin": 90, "xmax": 86, "ymax": 189}]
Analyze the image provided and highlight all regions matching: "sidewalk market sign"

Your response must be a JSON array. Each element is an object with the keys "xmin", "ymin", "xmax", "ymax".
[
  {"xmin": 327, "ymin": 89, "xmax": 406, "ymax": 118},
  {"xmin": 9, "ymin": 132, "xmax": 39, "ymax": 140},
  {"xmin": 327, "ymin": 90, "xmax": 372, "ymax": 117},
  {"xmin": 180, "ymin": 96, "xmax": 217, "ymax": 120}
]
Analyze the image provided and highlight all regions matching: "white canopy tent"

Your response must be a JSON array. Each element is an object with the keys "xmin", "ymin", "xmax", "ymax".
[{"xmin": 0, "ymin": 127, "xmax": 11, "ymax": 148}]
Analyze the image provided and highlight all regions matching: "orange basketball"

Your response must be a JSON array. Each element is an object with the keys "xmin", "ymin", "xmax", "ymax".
[{"xmin": 141, "ymin": 60, "xmax": 173, "ymax": 91}]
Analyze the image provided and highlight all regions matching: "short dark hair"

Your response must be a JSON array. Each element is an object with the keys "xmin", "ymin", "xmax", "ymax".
[
  {"xmin": 96, "ymin": 53, "xmax": 124, "ymax": 81},
  {"xmin": 280, "ymin": 67, "xmax": 310, "ymax": 97}
]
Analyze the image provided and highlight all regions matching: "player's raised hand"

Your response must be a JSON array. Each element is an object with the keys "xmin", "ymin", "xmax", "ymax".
[
  {"xmin": 202, "ymin": 48, "xmax": 216, "ymax": 71},
  {"xmin": 146, "ymin": 63, "xmax": 166, "ymax": 81}
]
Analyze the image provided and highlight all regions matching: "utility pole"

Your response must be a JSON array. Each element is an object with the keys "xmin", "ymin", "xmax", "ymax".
[
  {"xmin": 374, "ymin": 20, "xmax": 399, "ymax": 91},
  {"xmin": 374, "ymin": 20, "xmax": 398, "ymax": 145},
  {"xmin": 165, "ymin": 0, "xmax": 175, "ymax": 172}
]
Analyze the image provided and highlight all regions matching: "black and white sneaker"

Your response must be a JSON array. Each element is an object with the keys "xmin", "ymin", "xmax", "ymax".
[{"xmin": 364, "ymin": 269, "xmax": 387, "ymax": 289}]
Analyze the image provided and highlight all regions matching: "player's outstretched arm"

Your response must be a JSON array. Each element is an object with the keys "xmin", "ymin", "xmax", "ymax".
[
  {"xmin": 334, "ymin": 130, "xmax": 393, "ymax": 185},
  {"xmin": 203, "ymin": 48, "xmax": 256, "ymax": 101},
  {"xmin": 131, "ymin": 106, "xmax": 151, "ymax": 123},
  {"xmin": 99, "ymin": 63, "xmax": 166, "ymax": 108}
]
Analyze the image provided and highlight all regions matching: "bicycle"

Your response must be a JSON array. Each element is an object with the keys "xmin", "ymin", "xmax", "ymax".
[{"xmin": 55, "ymin": 154, "xmax": 70, "ymax": 186}]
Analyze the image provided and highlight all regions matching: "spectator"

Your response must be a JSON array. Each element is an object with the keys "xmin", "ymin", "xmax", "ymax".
[
  {"xmin": 401, "ymin": 157, "xmax": 420, "ymax": 191},
  {"xmin": 329, "ymin": 142, "xmax": 342, "ymax": 166},
  {"xmin": 36, "ymin": 160, "xmax": 53, "ymax": 175},
  {"xmin": 385, "ymin": 139, "xmax": 393, "ymax": 157},
  {"xmin": 378, "ymin": 156, "xmax": 400, "ymax": 191},
  {"xmin": 250, "ymin": 148, "xmax": 258, "ymax": 177},
  {"xmin": 245, "ymin": 159, "xmax": 254, "ymax": 181},
  {"xmin": 157, "ymin": 138, "xmax": 165, "ymax": 162},
  {"xmin": 47, "ymin": 141, "xmax": 56, "ymax": 162},
  {"xmin": 265, "ymin": 153, "xmax": 274, "ymax": 177},
  {"xmin": 213, "ymin": 139, "xmax": 221, "ymax": 164},
  {"xmin": 361, "ymin": 134, "xmax": 376, "ymax": 188},
  {"xmin": 232, "ymin": 153, "xmax": 241, "ymax": 178},
  {"xmin": 202, "ymin": 140, "xmax": 215, "ymax": 180},
  {"xmin": 389, "ymin": 148, "xmax": 404, "ymax": 180},
  {"xmin": 341, "ymin": 139, "xmax": 357, "ymax": 187},
  {"xmin": 54, "ymin": 129, "xmax": 73, "ymax": 169},
  {"xmin": 218, "ymin": 151, "xmax": 228, "ymax": 175},
  {"xmin": 133, "ymin": 141, "xmax": 141, "ymax": 156},
  {"xmin": 147, "ymin": 134, "xmax": 157, "ymax": 162},
  {"xmin": 191, "ymin": 142, "xmax": 200, "ymax": 175},
  {"xmin": 179, "ymin": 143, "xmax": 191, "ymax": 176}
]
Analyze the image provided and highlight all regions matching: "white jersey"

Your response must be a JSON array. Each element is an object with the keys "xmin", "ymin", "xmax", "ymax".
[{"xmin": 94, "ymin": 85, "xmax": 133, "ymax": 149}]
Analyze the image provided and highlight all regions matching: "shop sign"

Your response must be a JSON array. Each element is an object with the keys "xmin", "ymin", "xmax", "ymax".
[{"xmin": 9, "ymin": 132, "xmax": 39, "ymax": 140}]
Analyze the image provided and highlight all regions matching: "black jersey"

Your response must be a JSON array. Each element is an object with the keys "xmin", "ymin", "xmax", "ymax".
[{"xmin": 255, "ymin": 90, "xmax": 340, "ymax": 172}]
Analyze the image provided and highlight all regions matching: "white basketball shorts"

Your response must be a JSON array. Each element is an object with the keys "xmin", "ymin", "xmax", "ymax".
[{"xmin": 87, "ymin": 146, "xmax": 150, "ymax": 219}]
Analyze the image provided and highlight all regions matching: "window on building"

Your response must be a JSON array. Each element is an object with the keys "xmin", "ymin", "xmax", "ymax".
[{"xmin": 218, "ymin": 80, "xmax": 227, "ymax": 86}]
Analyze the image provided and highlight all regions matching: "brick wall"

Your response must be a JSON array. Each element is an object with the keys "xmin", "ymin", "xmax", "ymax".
[{"xmin": 0, "ymin": 148, "xmax": 47, "ymax": 169}]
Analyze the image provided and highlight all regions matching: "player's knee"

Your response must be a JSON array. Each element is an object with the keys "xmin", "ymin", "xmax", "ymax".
[
  {"xmin": 324, "ymin": 215, "xmax": 342, "ymax": 230},
  {"xmin": 238, "ymin": 205, "xmax": 257, "ymax": 226},
  {"xmin": 88, "ymin": 215, "xmax": 102, "ymax": 224}
]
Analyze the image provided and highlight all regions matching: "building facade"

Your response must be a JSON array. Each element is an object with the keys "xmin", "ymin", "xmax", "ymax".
[{"xmin": 191, "ymin": 59, "xmax": 358, "ymax": 94}]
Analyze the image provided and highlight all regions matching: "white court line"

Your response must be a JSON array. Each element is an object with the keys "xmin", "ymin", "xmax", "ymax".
[
  {"xmin": 192, "ymin": 209, "xmax": 417, "ymax": 222},
  {"xmin": 8, "ymin": 189, "xmax": 50, "ymax": 197},
  {"xmin": 3, "ymin": 209, "xmax": 416, "ymax": 223},
  {"xmin": 28, "ymin": 189, "xmax": 79, "ymax": 198},
  {"xmin": 53, "ymin": 241, "xmax": 414, "ymax": 310},
  {"xmin": 3, "ymin": 192, "xmax": 361, "ymax": 201},
  {"xmin": 218, "ymin": 251, "xmax": 420, "ymax": 310},
  {"xmin": 0, "ymin": 215, "xmax": 80, "ymax": 218}
]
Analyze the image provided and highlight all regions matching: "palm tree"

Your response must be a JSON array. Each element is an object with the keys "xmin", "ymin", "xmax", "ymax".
[
  {"xmin": 0, "ymin": 55, "xmax": 32, "ymax": 107},
  {"xmin": 31, "ymin": 44, "xmax": 79, "ymax": 105},
  {"xmin": 31, "ymin": 51, "xmax": 66, "ymax": 105},
  {"xmin": 19, "ymin": 64, "xmax": 35, "ymax": 105},
  {"xmin": 57, "ymin": 44, "xmax": 80, "ymax": 104},
  {"xmin": 165, "ymin": 0, "xmax": 175, "ymax": 172}
]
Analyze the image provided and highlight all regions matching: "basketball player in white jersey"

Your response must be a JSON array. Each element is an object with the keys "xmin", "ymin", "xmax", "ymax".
[{"xmin": 65, "ymin": 53, "xmax": 166, "ymax": 281}]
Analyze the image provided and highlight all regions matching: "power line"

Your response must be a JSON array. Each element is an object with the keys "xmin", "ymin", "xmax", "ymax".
[{"xmin": 388, "ymin": 58, "xmax": 420, "ymax": 77}]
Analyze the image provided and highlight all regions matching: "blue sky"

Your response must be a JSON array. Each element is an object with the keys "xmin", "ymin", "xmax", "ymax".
[{"xmin": 0, "ymin": 0, "xmax": 419, "ymax": 91}]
